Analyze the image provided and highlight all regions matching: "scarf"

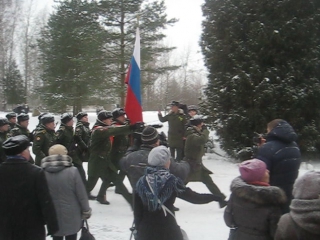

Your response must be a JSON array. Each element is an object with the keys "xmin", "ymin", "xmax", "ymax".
[{"xmin": 136, "ymin": 166, "xmax": 186, "ymax": 212}]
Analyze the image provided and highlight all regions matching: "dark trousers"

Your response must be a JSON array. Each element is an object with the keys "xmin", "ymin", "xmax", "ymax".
[
  {"xmin": 200, "ymin": 173, "xmax": 224, "ymax": 198},
  {"xmin": 170, "ymin": 147, "xmax": 183, "ymax": 162},
  {"xmin": 73, "ymin": 162, "xmax": 87, "ymax": 185},
  {"xmin": 86, "ymin": 172, "xmax": 132, "ymax": 207},
  {"xmin": 115, "ymin": 170, "xmax": 126, "ymax": 194},
  {"xmin": 52, "ymin": 233, "xmax": 77, "ymax": 240}
]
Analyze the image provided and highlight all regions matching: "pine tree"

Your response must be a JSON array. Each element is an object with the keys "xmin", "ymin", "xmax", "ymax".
[
  {"xmin": 201, "ymin": 0, "xmax": 320, "ymax": 155},
  {"xmin": 38, "ymin": 0, "xmax": 107, "ymax": 114},
  {"xmin": 97, "ymin": 0, "xmax": 178, "ymax": 106},
  {"xmin": 3, "ymin": 60, "xmax": 25, "ymax": 104}
]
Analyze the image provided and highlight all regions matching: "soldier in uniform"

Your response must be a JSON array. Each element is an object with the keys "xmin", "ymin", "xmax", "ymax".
[
  {"xmin": 6, "ymin": 112, "xmax": 17, "ymax": 131},
  {"xmin": 9, "ymin": 113, "xmax": 35, "ymax": 163},
  {"xmin": 87, "ymin": 110, "xmax": 143, "ymax": 205},
  {"xmin": 74, "ymin": 112, "xmax": 91, "ymax": 185},
  {"xmin": 158, "ymin": 100, "xmax": 187, "ymax": 162},
  {"xmin": 32, "ymin": 114, "xmax": 56, "ymax": 166},
  {"xmin": 0, "ymin": 118, "xmax": 10, "ymax": 163},
  {"xmin": 110, "ymin": 108, "xmax": 130, "ymax": 194},
  {"xmin": 184, "ymin": 115, "xmax": 227, "ymax": 208}
]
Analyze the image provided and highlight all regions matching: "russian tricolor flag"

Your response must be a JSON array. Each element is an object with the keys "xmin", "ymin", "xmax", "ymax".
[{"xmin": 125, "ymin": 28, "xmax": 143, "ymax": 124}]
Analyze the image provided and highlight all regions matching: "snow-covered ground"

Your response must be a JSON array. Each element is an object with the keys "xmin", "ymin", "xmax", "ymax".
[{"xmin": 1, "ymin": 111, "xmax": 319, "ymax": 240}]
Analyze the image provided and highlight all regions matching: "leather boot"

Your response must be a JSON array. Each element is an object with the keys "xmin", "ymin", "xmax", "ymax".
[{"xmin": 97, "ymin": 195, "xmax": 110, "ymax": 205}]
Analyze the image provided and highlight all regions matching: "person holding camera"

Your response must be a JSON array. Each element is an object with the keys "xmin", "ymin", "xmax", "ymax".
[
  {"xmin": 256, "ymin": 119, "xmax": 301, "ymax": 213},
  {"xmin": 184, "ymin": 115, "xmax": 227, "ymax": 208},
  {"xmin": 158, "ymin": 100, "xmax": 187, "ymax": 162}
]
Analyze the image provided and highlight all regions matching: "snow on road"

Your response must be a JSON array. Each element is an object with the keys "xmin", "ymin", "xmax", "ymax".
[{"xmin": 1, "ymin": 111, "xmax": 318, "ymax": 240}]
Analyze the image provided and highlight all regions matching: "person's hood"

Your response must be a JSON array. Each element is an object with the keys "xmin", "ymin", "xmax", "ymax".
[
  {"xmin": 41, "ymin": 154, "xmax": 72, "ymax": 173},
  {"xmin": 266, "ymin": 120, "xmax": 297, "ymax": 143},
  {"xmin": 230, "ymin": 176, "xmax": 287, "ymax": 205},
  {"xmin": 290, "ymin": 199, "xmax": 320, "ymax": 235}
]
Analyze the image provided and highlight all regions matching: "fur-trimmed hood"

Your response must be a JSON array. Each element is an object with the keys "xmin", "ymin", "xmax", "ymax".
[
  {"xmin": 231, "ymin": 177, "xmax": 287, "ymax": 206},
  {"xmin": 167, "ymin": 109, "xmax": 185, "ymax": 115},
  {"xmin": 41, "ymin": 154, "xmax": 73, "ymax": 173}
]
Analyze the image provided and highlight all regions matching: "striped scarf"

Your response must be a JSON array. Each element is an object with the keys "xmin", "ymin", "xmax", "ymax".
[{"xmin": 136, "ymin": 166, "xmax": 186, "ymax": 212}]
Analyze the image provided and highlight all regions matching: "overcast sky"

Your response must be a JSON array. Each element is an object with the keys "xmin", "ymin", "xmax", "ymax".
[{"xmin": 36, "ymin": 0, "xmax": 205, "ymax": 70}]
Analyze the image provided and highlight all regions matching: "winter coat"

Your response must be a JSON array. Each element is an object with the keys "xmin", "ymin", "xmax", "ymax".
[
  {"xmin": 120, "ymin": 144, "xmax": 190, "ymax": 189},
  {"xmin": 33, "ymin": 125, "xmax": 56, "ymax": 166},
  {"xmin": 41, "ymin": 154, "xmax": 90, "ymax": 237},
  {"xmin": 275, "ymin": 198, "xmax": 320, "ymax": 240},
  {"xmin": 74, "ymin": 121, "xmax": 91, "ymax": 163},
  {"xmin": 134, "ymin": 167, "xmax": 219, "ymax": 240},
  {"xmin": 256, "ymin": 120, "xmax": 301, "ymax": 211},
  {"xmin": 158, "ymin": 109, "xmax": 187, "ymax": 148},
  {"xmin": 184, "ymin": 126, "xmax": 212, "ymax": 181},
  {"xmin": 55, "ymin": 124, "xmax": 80, "ymax": 165},
  {"xmin": 88, "ymin": 121, "xmax": 132, "ymax": 178},
  {"xmin": 9, "ymin": 123, "xmax": 33, "ymax": 141},
  {"xmin": 110, "ymin": 120, "xmax": 130, "ymax": 170},
  {"xmin": 224, "ymin": 177, "xmax": 286, "ymax": 240},
  {"xmin": 0, "ymin": 156, "xmax": 58, "ymax": 240},
  {"xmin": 0, "ymin": 131, "xmax": 7, "ymax": 163}
]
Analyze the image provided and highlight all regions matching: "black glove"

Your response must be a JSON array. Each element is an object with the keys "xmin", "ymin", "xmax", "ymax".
[{"xmin": 129, "ymin": 122, "xmax": 145, "ymax": 130}]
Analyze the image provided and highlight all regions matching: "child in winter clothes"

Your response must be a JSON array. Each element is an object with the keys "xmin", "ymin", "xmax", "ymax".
[
  {"xmin": 275, "ymin": 170, "xmax": 320, "ymax": 240},
  {"xmin": 224, "ymin": 159, "xmax": 286, "ymax": 240},
  {"xmin": 134, "ymin": 145, "xmax": 224, "ymax": 240}
]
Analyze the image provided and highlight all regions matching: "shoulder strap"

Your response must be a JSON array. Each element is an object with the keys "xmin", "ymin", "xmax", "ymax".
[{"xmin": 146, "ymin": 177, "xmax": 176, "ymax": 220}]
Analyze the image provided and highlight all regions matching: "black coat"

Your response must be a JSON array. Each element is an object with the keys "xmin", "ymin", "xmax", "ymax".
[
  {"xmin": 0, "ymin": 157, "xmax": 58, "ymax": 240},
  {"xmin": 256, "ymin": 120, "xmax": 301, "ymax": 212},
  {"xmin": 134, "ymin": 187, "xmax": 217, "ymax": 240},
  {"xmin": 120, "ymin": 144, "xmax": 190, "ymax": 189}
]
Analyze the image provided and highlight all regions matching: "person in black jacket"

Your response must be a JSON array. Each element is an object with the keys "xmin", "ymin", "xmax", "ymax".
[
  {"xmin": 0, "ymin": 135, "xmax": 58, "ymax": 240},
  {"xmin": 134, "ymin": 146, "xmax": 223, "ymax": 240},
  {"xmin": 256, "ymin": 119, "xmax": 301, "ymax": 213}
]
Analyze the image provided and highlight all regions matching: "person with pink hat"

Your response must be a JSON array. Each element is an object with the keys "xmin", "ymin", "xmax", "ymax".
[{"xmin": 224, "ymin": 159, "xmax": 286, "ymax": 240}]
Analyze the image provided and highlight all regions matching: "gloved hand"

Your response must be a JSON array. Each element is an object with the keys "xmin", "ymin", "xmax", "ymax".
[
  {"xmin": 82, "ymin": 208, "xmax": 92, "ymax": 219},
  {"xmin": 129, "ymin": 122, "xmax": 145, "ymax": 130},
  {"xmin": 201, "ymin": 124, "xmax": 207, "ymax": 131}
]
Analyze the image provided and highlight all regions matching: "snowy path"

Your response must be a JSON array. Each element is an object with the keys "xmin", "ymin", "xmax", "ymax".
[{"xmin": 0, "ymin": 111, "xmax": 318, "ymax": 240}]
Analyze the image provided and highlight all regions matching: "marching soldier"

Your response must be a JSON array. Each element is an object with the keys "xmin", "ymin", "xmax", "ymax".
[
  {"xmin": 110, "ymin": 108, "xmax": 130, "ymax": 194},
  {"xmin": 158, "ymin": 100, "xmax": 187, "ymax": 162},
  {"xmin": 32, "ymin": 114, "xmax": 56, "ymax": 166},
  {"xmin": 74, "ymin": 112, "xmax": 91, "ymax": 184},
  {"xmin": 9, "ymin": 113, "xmax": 35, "ymax": 164},
  {"xmin": 6, "ymin": 112, "xmax": 17, "ymax": 131},
  {"xmin": 0, "ymin": 118, "xmax": 10, "ymax": 163},
  {"xmin": 184, "ymin": 115, "xmax": 227, "ymax": 208},
  {"xmin": 86, "ymin": 110, "xmax": 143, "ymax": 205},
  {"xmin": 55, "ymin": 113, "xmax": 75, "ymax": 151}
]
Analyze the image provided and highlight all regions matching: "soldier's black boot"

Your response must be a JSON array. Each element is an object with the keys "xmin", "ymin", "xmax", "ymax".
[
  {"xmin": 88, "ymin": 192, "xmax": 97, "ymax": 200},
  {"xmin": 97, "ymin": 195, "xmax": 110, "ymax": 205}
]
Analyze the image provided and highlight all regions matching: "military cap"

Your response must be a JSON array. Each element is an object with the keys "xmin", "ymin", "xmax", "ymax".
[
  {"xmin": 0, "ymin": 117, "xmax": 9, "ymax": 127},
  {"xmin": 41, "ymin": 114, "xmax": 55, "ymax": 125},
  {"xmin": 76, "ymin": 112, "xmax": 88, "ymax": 120},
  {"xmin": 6, "ymin": 112, "xmax": 16, "ymax": 120},
  {"xmin": 112, "ymin": 108, "xmax": 126, "ymax": 119},
  {"xmin": 2, "ymin": 135, "xmax": 32, "ymax": 156},
  {"xmin": 188, "ymin": 105, "xmax": 198, "ymax": 112},
  {"xmin": 189, "ymin": 115, "xmax": 206, "ymax": 126},
  {"xmin": 38, "ymin": 112, "xmax": 48, "ymax": 121},
  {"xmin": 61, "ymin": 113, "xmax": 73, "ymax": 124},
  {"xmin": 17, "ymin": 113, "xmax": 29, "ymax": 123},
  {"xmin": 98, "ymin": 110, "xmax": 113, "ymax": 121},
  {"xmin": 168, "ymin": 100, "xmax": 180, "ymax": 106}
]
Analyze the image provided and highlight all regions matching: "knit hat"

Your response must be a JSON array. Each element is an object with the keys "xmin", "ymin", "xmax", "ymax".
[
  {"xmin": 141, "ymin": 126, "xmax": 159, "ymax": 145},
  {"xmin": 239, "ymin": 159, "xmax": 267, "ymax": 183},
  {"xmin": 2, "ymin": 135, "xmax": 32, "ymax": 156},
  {"xmin": 76, "ymin": 112, "xmax": 88, "ymax": 120},
  {"xmin": 17, "ymin": 113, "xmax": 29, "ymax": 123},
  {"xmin": 49, "ymin": 144, "xmax": 68, "ymax": 155},
  {"xmin": 6, "ymin": 112, "xmax": 16, "ymax": 120},
  {"xmin": 148, "ymin": 145, "xmax": 171, "ymax": 167},
  {"xmin": 293, "ymin": 170, "xmax": 320, "ymax": 200}
]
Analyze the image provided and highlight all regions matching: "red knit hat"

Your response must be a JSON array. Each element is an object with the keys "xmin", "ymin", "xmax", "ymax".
[{"xmin": 239, "ymin": 159, "xmax": 267, "ymax": 183}]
